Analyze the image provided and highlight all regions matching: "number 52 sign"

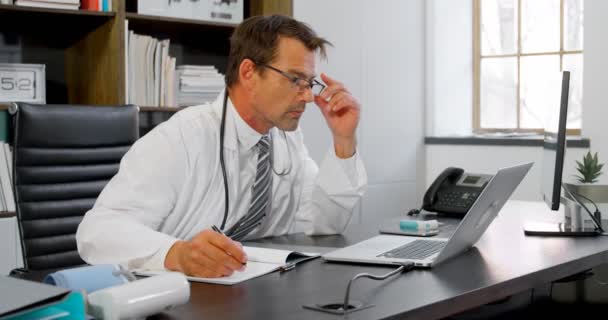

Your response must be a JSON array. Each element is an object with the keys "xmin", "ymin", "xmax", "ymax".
[{"xmin": 0, "ymin": 64, "xmax": 45, "ymax": 104}]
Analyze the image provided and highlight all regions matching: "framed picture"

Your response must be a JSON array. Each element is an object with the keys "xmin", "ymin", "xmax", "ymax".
[{"xmin": 0, "ymin": 63, "xmax": 45, "ymax": 104}]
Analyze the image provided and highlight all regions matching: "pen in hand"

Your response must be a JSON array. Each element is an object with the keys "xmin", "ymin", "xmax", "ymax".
[
  {"xmin": 212, "ymin": 225, "xmax": 247, "ymax": 266},
  {"xmin": 211, "ymin": 225, "xmax": 226, "ymax": 235}
]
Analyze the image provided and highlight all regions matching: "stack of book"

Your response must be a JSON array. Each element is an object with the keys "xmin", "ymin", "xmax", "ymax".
[
  {"xmin": 14, "ymin": 0, "xmax": 80, "ymax": 10},
  {"xmin": 0, "ymin": 142, "xmax": 14, "ymax": 213},
  {"xmin": 126, "ymin": 29, "xmax": 177, "ymax": 108},
  {"xmin": 80, "ymin": 0, "xmax": 111, "ymax": 11},
  {"xmin": 176, "ymin": 65, "xmax": 224, "ymax": 107}
]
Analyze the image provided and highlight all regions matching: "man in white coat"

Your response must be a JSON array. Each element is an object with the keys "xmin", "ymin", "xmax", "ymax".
[{"xmin": 76, "ymin": 15, "xmax": 367, "ymax": 278}]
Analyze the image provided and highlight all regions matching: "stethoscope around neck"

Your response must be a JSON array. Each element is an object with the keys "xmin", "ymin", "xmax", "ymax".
[{"xmin": 219, "ymin": 90, "xmax": 293, "ymax": 230}]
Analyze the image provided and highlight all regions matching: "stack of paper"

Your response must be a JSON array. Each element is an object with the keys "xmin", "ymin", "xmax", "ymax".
[
  {"xmin": 176, "ymin": 65, "xmax": 224, "ymax": 107},
  {"xmin": 14, "ymin": 0, "xmax": 80, "ymax": 10},
  {"xmin": 126, "ymin": 29, "xmax": 176, "ymax": 108}
]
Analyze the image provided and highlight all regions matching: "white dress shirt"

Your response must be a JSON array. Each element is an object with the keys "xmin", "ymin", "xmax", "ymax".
[{"xmin": 76, "ymin": 91, "xmax": 367, "ymax": 270}]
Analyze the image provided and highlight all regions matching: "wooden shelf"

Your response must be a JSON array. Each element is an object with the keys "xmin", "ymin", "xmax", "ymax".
[
  {"xmin": 125, "ymin": 12, "xmax": 235, "ymax": 49},
  {"xmin": 1, "ymin": 104, "xmax": 185, "ymax": 113},
  {"xmin": 139, "ymin": 106, "xmax": 183, "ymax": 112},
  {"xmin": 0, "ymin": 211, "xmax": 16, "ymax": 218},
  {"xmin": 0, "ymin": 4, "xmax": 116, "ymax": 49},
  {"xmin": 126, "ymin": 12, "xmax": 237, "ymax": 29},
  {"xmin": 0, "ymin": 4, "xmax": 115, "ymax": 16}
]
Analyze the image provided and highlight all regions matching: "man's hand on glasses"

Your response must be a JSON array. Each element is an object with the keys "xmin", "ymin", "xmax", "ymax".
[{"xmin": 314, "ymin": 73, "xmax": 361, "ymax": 159}]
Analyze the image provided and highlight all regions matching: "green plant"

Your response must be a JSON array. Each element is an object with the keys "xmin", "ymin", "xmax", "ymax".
[{"xmin": 575, "ymin": 151, "xmax": 604, "ymax": 183}]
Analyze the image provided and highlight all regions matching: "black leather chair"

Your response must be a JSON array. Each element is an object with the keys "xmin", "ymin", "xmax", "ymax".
[{"xmin": 9, "ymin": 103, "xmax": 139, "ymax": 272}]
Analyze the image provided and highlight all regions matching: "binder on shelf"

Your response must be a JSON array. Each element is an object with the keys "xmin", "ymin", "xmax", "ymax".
[
  {"xmin": 80, "ymin": 0, "xmax": 98, "ymax": 11},
  {"xmin": 126, "ymin": 29, "xmax": 177, "ymax": 108},
  {"xmin": 81, "ymin": 0, "xmax": 109, "ymax": 11}
]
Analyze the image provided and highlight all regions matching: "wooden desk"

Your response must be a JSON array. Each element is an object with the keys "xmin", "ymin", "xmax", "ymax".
[{"xmin": 157, "ymin": 201, "xmax": 608, "ymax": 319}]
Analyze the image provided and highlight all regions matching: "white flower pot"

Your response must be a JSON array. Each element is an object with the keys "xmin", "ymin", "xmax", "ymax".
[{"xmin": 564, "ymin": 183, "xmax": 608, "ymax": 203}]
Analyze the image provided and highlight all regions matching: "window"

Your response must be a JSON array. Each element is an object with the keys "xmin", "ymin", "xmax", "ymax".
[{"xmin": 473, "ymin": 0, "xmax": 583, "ymax": 134}]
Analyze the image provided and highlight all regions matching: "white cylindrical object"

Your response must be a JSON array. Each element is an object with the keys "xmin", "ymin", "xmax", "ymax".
[
  {"xmin": 563, "ymin": 196, "xmax": 583, "ymax": 229},
  {"xmin": 88, "ymin": 272, "xmax": 190, "ymax": 320}
]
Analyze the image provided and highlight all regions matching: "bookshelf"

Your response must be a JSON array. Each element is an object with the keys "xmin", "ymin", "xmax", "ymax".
[{"xmin": 0, "ymin": 0, "xmax": 292, "ymax": 108}]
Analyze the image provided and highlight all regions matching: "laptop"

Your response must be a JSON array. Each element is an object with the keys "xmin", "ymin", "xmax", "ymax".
[{"xmin": 323, "ymin": 162, "xmax": 533, "ymax": 268}]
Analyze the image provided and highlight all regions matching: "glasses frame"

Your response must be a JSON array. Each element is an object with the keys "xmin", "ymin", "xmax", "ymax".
[{"xmin": 251, "ymin": 60, "xmax": 325, "ymax": 95}]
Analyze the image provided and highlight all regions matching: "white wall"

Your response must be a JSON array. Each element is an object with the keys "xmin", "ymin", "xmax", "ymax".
[
  {"xmin": 582, "ymin": 0, "xmax": 608, "ymax": 184},
  {"xmin": 294, "ymin": 0, "xmax": 426, "ymax": 223},
  {"xmin": 425, "ymin": 0, "xmax": 472, "ymax": 136}
]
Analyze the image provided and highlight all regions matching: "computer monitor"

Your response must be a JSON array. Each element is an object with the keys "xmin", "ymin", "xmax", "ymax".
[
  {"xmin": 541, "ymin": 71, "xmax": 570, "ymax": 211},
  {"xmin": 524, "ymin": 71, "xmax": 602, "ymax": 236}
]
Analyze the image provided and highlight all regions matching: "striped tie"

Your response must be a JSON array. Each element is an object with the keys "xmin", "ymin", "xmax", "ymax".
[{"xmin": 226, "ymin": 135, "xmax": 272, "ymax": 241}]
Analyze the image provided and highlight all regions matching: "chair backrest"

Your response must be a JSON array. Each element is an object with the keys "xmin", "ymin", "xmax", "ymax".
[{"xmin": 11, "ymin": 103, "xmax": 139, "ymax": 270}]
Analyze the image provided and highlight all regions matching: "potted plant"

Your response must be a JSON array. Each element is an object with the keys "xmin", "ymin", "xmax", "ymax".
[
  {"xmin": 575, "ymin": 151, "xmax": 604, "ymax": 184},
  {"xmin": 566, "ymin": 151, "xmax": 608, "ymax": 204}
]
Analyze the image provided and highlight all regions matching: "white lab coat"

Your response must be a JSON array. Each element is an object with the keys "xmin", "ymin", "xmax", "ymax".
[{"xmin": 76, "ymin": 92, "xmax": 367, "ymax": 270}]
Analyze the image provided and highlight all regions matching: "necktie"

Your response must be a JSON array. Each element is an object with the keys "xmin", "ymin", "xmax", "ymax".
[{"xmin": 226, "ymin": 135, "xmax": 272, "ymax": 240}]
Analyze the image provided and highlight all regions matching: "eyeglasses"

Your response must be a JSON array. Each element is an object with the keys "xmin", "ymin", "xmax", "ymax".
[{"xmin": 255, "ymin": 63, "xmax": 325, "ymax": 96}]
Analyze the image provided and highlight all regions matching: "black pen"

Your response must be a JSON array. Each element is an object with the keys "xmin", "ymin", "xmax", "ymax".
[
  {"xmin": 211, "ymin": 225, "xmax": 247, "ymax": 266},
  {"xmin": 280, "ymin": 262, "xmax": 296, "ymax": 273},
  {"xmin": 211, "ymin": 225, "xmax": 226, "ymax": 236}
]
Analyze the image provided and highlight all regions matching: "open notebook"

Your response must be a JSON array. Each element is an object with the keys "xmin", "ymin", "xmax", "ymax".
[{"xmin": 135, "ymin": 246, "xmax": 319, "ymax": 285}]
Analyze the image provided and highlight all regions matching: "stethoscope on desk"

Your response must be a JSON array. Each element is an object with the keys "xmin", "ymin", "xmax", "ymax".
[{"xmin": 219, "ymin": 90, "xmax": 292, "ymax": 230}]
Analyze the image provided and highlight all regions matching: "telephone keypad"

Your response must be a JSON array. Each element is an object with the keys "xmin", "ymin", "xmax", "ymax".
[{"xmin": 436, "ymin": 191, "xmax": 478, "ymax": 210}]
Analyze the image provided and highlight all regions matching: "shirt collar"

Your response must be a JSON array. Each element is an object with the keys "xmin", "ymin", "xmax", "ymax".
[{"xmin": 226, "ymin": 94, "xmax": 265, "ymax": 152}]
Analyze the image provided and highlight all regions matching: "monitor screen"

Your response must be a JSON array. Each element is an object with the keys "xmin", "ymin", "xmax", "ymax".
[{"xmin": 541, "ymin": 71, "xmax": 570, "ymax": 210}]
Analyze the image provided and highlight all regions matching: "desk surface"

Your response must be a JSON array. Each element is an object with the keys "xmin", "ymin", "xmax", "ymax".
[{"xmin": 157, "ymin": 201, "xmax": 608, "ymax": 319}]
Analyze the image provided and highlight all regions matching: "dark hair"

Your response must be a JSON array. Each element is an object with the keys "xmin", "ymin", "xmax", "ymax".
[{"xmin": 225, "ymin": 15, "xmax": 331, "ymax": 87}]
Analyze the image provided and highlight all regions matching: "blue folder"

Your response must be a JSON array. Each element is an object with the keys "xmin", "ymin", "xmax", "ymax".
[{"xmin": 43, "ymin": 264, "xmax": 129, "ymax": 294}]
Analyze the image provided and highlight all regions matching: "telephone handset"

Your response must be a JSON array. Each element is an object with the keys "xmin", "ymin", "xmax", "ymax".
[{"xmin": 421, "ymin": 167, "xmax": 492, "ymax": 217}]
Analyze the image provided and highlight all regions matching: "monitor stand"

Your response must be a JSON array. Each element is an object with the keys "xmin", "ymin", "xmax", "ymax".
[{"xmin": 523, "ymin": 197, "xmax": 601, "ymax": 236}]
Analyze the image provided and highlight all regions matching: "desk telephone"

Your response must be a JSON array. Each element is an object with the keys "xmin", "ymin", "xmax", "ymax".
[{"xmin": 420, "ymin": 167, "xmax": 493, "ymax": 217}]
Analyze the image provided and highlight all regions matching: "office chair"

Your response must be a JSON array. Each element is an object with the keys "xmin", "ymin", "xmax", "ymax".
[{"xmin": 9, "ymin": 103, "xmax": 139, "ymax": 272}]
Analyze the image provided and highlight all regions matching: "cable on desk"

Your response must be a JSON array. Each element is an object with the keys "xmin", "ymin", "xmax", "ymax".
[
  {"xmin": 573, "ymin": 192, "xmax": 601, "ymax": 213},
  {"xmin": 303, "ymin": 262, "xmax": 415, "ymax": 315},
  {"xmin": 562, "ymin": 183, "xmax": 604, "ymax": 233},
  {"xmin": 341, "ymin": 262, "xmax": 415, "ymax": 312}
]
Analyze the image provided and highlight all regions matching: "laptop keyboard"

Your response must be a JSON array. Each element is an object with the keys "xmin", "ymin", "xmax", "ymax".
[{"xmin": 378, "ymin": 240, "xmax": 447, "ymax": 260}]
